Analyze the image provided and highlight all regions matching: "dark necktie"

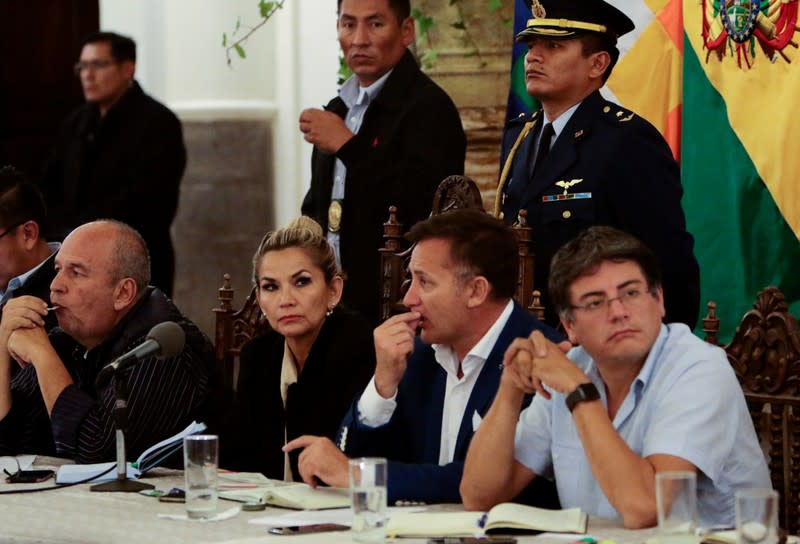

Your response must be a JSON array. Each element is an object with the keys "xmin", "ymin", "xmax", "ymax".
[{"xmin": 530, "ymin": 122, "xmax": 554, "ymax": 178}]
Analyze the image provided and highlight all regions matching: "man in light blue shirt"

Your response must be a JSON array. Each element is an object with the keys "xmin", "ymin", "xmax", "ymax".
[
  {"xmin": 0, "ymin": 166, "xmax": 59, "ymax": 329},
  {"xmin": 461, "ymin": 226, "xmax": 769, "ymax": 528}
]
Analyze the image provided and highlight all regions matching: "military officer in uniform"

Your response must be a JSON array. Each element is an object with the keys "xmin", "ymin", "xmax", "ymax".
[{"xmin": 496, "ymin": 0, "xmax": 700, "ymax": 328}]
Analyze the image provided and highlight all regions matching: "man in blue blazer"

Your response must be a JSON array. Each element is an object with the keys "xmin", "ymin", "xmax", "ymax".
[{"xmin": 285, "ymin": 210, "xmax": 563, "ymax": 504}]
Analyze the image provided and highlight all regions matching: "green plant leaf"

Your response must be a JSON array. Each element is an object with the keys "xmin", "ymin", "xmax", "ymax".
[
  {"xmin": 259, "ymin": 0, "xmax": 276, "ymax": 18},
  {"xmin": 449, "ymin": 0, "xmax": 458, "ymax": 5},
  {"xmin": 503, "ymin": 18, "xmax": 512, "ymax": 27},
  {"xmin": 337, "ymin": 55, "xmax": 353, "ymax": 86},
  {"xmin": 222, "ymin": 32, "xmax": 227, "ymax": 47},
  {"xmin": 412, "ymin": 11, "xmax": 435, "ymax": 36},
  {"xmin": 235, "ymin": 17, "xmax": 241, "ymax": 32},
  {"xmin": 487, "ymin": 0, "xmax": 502, "ymax": 11},
  {"xmin": 234, "ymin": 44, "xmax": 246, "ymax": 59}
]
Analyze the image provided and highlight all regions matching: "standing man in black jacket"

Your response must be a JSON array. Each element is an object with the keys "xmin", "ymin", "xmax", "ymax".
[
  {"xmin": 300, "ymin": 0, "xmax": 466, "ymax": 325},
  {"xmin": 40, "ymin": 32, "xmax": 185, "ymax": 297}
]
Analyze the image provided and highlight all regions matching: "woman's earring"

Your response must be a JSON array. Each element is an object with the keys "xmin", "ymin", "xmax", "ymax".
[{"xmin": 326, "ymin": 307, "xmax": 333, "ymax": 317}]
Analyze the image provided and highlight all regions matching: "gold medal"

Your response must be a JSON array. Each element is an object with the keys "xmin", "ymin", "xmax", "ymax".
[{"xmin": 328, "ymin": 200, "xmax": 343, "ymax": 233}]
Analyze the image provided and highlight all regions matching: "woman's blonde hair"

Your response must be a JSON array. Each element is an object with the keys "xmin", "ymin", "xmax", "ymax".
[{"xmin": 252, "ymin": 216, "xmax": 340, "ymax": 285}]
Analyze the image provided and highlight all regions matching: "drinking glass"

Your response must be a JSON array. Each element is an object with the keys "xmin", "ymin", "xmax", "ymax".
[
  {"xmin": 183, "ymin": 434, "xmax": 219, "ymax": 519},
  {"xmin": 656, "ymin": 471, "xmax": 698, "ymax": 544},
  {"xmin": 736, "ymin": 488, "xmax": 779, "ymax": 544},
  {"xmin": 349, "ymin": 457, "xmax": 387, "ymax": 543}
]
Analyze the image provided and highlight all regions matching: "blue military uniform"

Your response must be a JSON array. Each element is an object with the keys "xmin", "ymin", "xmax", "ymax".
[{"xmin": 496, "ymin": 0, "xmax": 700, "ymax": 328}]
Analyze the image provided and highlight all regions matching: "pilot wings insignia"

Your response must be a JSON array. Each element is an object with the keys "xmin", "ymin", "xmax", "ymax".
[{"xmin": 555, "ymin": 179, "xmax": 584, "ymax": 196}]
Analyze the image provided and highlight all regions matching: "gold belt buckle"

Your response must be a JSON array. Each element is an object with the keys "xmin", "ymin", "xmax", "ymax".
[{"xmin": 328, "ymin": 199, "xmax": 343, "ymax": 233}]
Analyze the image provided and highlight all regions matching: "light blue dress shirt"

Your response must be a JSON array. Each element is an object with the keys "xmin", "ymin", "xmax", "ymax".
[
  {"xmin": 0, "ymin": 242, "xmax": 60, "ymax": 305},
  {"xmin": 514, "ymin": 323, "xmax": 770, "ymax": 527}
]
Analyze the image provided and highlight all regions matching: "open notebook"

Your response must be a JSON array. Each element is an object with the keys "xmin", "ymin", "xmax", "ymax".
[
  {"xmin": 386, "ymin": 503, "xmax": 588, "ymax": 538},
  {"xmin": 218, "ymin": 474, "xmax": 349, "ymax": 510},
  {"xmin": 55, "ymin": 421, "xmax": 207, "ymax": 484}
]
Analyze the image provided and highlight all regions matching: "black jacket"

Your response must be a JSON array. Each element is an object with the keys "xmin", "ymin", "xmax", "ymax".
[
  {"xmin": 221, "ymin": 307, "xmax": 375, "ymax": 480},
  {"xmin": 301, "ymin": 50, "xmax": 466, "ymax": 325},
  {"xmin": 40, "ymin": 82, "xmax": 186, "ymax": 296},
  {"xmin": 0, "ymin": 287, "xmax": 220, "ymax": 463}
]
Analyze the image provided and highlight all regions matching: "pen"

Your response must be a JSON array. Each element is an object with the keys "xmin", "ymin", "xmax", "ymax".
[
  {"xmin": 477, "ymin": 513, "xmax": 489, "ymax": 529},
  {"xmin": 219, "ymin": 482, "xmax": 259, "ymax": 489}
]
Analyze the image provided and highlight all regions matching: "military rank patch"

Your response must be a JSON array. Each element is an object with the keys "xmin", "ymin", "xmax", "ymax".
[{"xmin": 542, "ymin": 192, "xmax": 592, "ymax": 202}]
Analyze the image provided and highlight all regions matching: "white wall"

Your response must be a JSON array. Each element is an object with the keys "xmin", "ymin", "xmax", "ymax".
[{"xmin": 99, "ymin": 0, "xmax": 339, "ymax": 227}]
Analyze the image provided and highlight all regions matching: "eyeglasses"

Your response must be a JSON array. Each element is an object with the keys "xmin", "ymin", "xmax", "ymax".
[
  {"xmin": 0, "ymin": 221, "xmax": 24, "ymax": 240},
  {"xmin": 73, "ymin": 59, "xmax": 116, "ymax": 75},
  {"xmin": 569, "ymin": 287, "xmax": 656, "ymax": 315}
]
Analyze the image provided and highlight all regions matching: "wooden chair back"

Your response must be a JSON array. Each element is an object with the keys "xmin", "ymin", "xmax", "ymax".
[
  {"xmin": 703, "ymin": 287, "xmax": 800, "ymax": 533},
  {"xmin": 213, "ymin": 273, "xmax": 270, "ymax": 391},
  {"xmin": 378, "ymin": 174, "xmax": 546, "ymax": 322}
]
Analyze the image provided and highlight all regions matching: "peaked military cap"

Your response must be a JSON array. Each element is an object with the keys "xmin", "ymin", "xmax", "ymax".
[{"xmin": 515, "ymin": 0, "xmax": 635, "ymax": 43}]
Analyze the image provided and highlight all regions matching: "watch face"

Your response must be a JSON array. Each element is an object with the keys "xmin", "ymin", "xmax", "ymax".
[{"xmin": 566, "ymin": 383, "xmax": 600, "ymax": 412}]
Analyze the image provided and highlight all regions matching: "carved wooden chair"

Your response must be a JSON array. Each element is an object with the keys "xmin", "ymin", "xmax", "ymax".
[
  {"xmin": 378, "ymin": 174, "xmax": 546, "ymax": 322},
  {"xmin": 213, "ymin": 273, "xmax": 270, "ymax": 391},
  {"xmin": 703, "ymin": 287, "xmax": 800, "ymax": 533}
]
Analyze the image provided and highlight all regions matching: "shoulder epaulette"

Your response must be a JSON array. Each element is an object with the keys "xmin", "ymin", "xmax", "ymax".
[{"xmin": 600, "ymin": 102, "xmax": 636, "ymax": 124}]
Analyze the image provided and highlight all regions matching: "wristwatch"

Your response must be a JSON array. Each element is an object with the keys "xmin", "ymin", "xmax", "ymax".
[{"xmin": 565, "ymin": 382, "xmax": 600, "ymax": 412}]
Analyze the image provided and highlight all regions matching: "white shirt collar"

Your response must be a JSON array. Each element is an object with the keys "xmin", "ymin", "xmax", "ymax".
[{"xmin": 432, "ymin": 299, "xmax": 515, "ymax": 377}]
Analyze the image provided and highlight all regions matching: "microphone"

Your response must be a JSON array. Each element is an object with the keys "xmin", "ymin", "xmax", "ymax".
[{"xmin": 96, "ymin": 321, "xmax": 186, "ymax": 387}]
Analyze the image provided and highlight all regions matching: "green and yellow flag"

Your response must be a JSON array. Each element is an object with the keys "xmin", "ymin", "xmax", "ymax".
[
  {"xmin": 682, "ymin": 0, "xmax": 800, "ymax": 340},
  {"xmin": 603, "ymin": 0, "xmax": 800, "ymax": 340}
]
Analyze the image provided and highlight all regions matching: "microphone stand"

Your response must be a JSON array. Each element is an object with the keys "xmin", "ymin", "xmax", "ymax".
[{"xmin": 91, "ymin": 369, "xmax": 154, "ymax": 492}]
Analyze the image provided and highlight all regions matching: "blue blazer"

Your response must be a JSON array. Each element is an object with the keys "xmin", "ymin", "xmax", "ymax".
[{"xmin": 336, "ymin": 303, "xmax": 561, "ymax": 503}]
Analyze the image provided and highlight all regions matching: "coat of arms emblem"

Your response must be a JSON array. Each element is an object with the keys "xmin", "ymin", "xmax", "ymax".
[{"xmin": 702, "ymin": 0, "xmax": 799, "ymax": 68}]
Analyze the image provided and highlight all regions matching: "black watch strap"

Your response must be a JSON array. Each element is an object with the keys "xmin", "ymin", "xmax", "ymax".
[{"xmin": 565, "ymin": 382, "xmax": 600, "ymax": 412}]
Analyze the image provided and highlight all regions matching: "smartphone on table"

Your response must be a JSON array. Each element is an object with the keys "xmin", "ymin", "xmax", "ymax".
[
  {"xmin": 427, "ymin": 538, "xmax": 518, "ymax": 544},
  {"xmin": 5, "ymin": 469, "xmax": 55, "ymax": 484},
  {"xmin": 268, "ymin": 523, "xmax": 350, "ymax": 535}
]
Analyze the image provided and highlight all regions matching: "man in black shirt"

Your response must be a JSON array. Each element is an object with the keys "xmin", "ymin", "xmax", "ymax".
[{"xmin": 0, "ymin": 220, "xmax": 217, "ymax": 462}]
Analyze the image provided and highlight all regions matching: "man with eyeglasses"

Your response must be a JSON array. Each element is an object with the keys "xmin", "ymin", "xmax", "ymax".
[
  {"xmin": 40, "ymin": 31, "xmax": 185, "ymax": 297},
  {"xmin": 461, "ymin": 226, "xmax": 769, "ymax": 528},
  {"xmin": 0, "ymin": 166, "xmax": 59, "ymax": 331}
]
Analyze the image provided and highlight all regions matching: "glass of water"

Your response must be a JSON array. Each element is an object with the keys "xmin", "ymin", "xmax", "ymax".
[
  {"xmin": 736, "ymin": 489, "xmax": 779, "ymax": 544},
  {"xmin": 183, "ymin": 434, "xmax": 219, "ymax": 519},
  {"xmin": 656, "ymin": 471, "xmax": 698, "ymax": 544},
  {"xmin": 349, "ymin": 457, "xmax": 387, "ymax": 543}
]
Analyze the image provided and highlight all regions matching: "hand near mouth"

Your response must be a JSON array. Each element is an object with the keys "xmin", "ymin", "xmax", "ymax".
[{"xmin": 372, "ymin": 311, "xmax": 421, "ymax": 398}]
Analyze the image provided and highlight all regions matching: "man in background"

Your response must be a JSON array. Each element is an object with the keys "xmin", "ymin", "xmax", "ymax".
[
  {"xmin": 0, "ymin": 220, "xmax": 217, "ymax": 462},
  {"xmin": 496, "ymin": 0, "xmax": 699, "ymax": 328},
  {"xmin": 40, "ymin": 31, "xmax": 185, "ymax": 297},
  {"xmin": 300, "ymin": 0, "xmax": 466, "ymax": 325},
  {"xmin": 0, "ymin": 165, "xmax": 59, "ymax": 330}
]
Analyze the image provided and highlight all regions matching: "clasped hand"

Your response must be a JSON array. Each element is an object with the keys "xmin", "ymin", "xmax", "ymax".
[
  {"xmin": 0, "ymin": 296, "xmax": 50, "ymax": 369},
  {"xmin": 502, "ymin": 331, "xmax": 583, "ymax": 399}
]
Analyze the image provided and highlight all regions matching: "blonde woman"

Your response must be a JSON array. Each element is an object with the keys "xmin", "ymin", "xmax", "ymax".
[{"xmin": 223, "ymin": 217, "xmax": 375, "ymax": 480}]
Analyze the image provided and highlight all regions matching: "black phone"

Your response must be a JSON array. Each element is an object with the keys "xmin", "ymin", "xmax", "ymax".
[
  {"xmin": 268, "ymin": 523, "xmax": 350, "ymax": 535},
  {"xmin": 5, "ymin": 469, "xmax": 55, "ymax": 484},
  {"xmin": 427, "ymin": 538, "xmax": 518, "ymax": 544},
  {"xmin": 157, "ymin": 488, "xmax": 186, "ymax": 503}
]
